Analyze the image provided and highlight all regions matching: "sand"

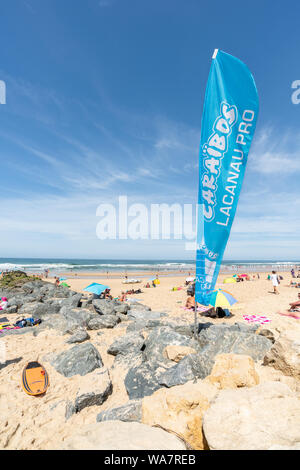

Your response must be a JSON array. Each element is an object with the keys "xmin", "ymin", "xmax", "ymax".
[
  {"xmin": 64, "ymin": 271, "xmax": 300, "ymax": 331},
  {"xmin": 1, "ymin": 271, "xmax": 300, "ymax": 449}
]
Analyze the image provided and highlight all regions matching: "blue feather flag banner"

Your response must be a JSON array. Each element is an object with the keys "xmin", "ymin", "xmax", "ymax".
[{"xmin": 195, "ymin": 50, "xmax": 259, "ymax": 305}]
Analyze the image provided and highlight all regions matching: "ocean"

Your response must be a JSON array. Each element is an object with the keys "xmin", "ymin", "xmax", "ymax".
[{"xmin": 0, "ymin": 258, "xmax": 299, "ymax": 275}]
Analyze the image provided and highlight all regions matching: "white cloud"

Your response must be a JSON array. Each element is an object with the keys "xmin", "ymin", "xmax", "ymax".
[{"xmin": 249, "ymin": 127, "xmax": 300, "ymax": 174}]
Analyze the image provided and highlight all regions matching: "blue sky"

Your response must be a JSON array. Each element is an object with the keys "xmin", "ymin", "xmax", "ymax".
[{"xmin": 0, "ymin": 0, "xmax": 299, "ymax": 260}]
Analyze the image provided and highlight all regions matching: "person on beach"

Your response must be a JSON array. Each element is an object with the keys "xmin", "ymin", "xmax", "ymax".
[
  {"xmin": 54, "ymin": 276, "xmax": 60, "ymax": 287},
  {"xmin": 277, "ymin": 294, "xmax": 300, "ymax": 318},
  {"xmin": 291, "ymin": 268, "xmax": 296, "ymax": 278},
  {"xmin": 0, "ymin": 297, "xmax": 8, "ymax": 310},
  {"xmin": 119, "ymin": 292, "xmax": 127, "ymax": 302},
  {"xmin": 185, "ymin": 293, "xmax": 195, "ymax": 309},
  {"xmin": 104, "ymin": 288, "xmax": 112, "ymax": 300},
  {"xmin": 270, "ymin": 270, "xmax": 279, "ymax": 294},
  {"xmin": 288, "ymin": 293, "xmax": 300, "ymax": 311}
]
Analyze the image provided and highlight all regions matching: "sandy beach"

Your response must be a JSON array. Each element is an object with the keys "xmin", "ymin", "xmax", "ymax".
[
  {"xmin": 1, "ymin": 270, "xmax": 299, "ymax": 449},
  {"xmin": 60, "ymin": 271, "xmax": 300, "ymax": 329}
]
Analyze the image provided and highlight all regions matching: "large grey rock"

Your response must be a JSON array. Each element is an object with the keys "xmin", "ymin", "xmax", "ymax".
[
  {"xmin": 50, "ymin": 343, "xmax": 103, "ymax": 377},
  {"xmin": 66, "ymin": 329, "xmax": 90, "ymax": 344},
  {"xmin": 113, "ymin": 349, "xmax": 144, "ymax": 370},
  {"xmin": 40, "ymin": 285, "xmax": 56, "ymax": 296},
  {"xmin": 127, "ymin": 310, "xmax": 163, "ymax": 322},
  {"xmin": 60, "ymin": 307, "xmax": 94, "ymax": 328},
  {"xmin": 97, "ymin": 399, "xmax": 142, "ymax": 423},
  {"xmin": 74, "ymin": 368, "xmax": 112, "ymax": 412},
  {"xmin": 23, "ymin": 294, "xmax": 43, "ymax": 304},
  {"xmin": 129, "ymin": 303, "xmax": 151, "ymax": 311},
  {"xmin": 44, "ymin": 298, "xmax": 64, "ymax": 306},
  {"xmin": 263, "ymin": 330, "xmax": 300, "ymax": 379},
  {"xmin": 126, "ymin": 319, "xmax": 161, "ymax": 333},
  {"xmin": 107, "ymin": 332, "xmax": 145, "ymax": 356},
  {"xmin": 166, "ymin": 322, "xmax": 195, "ymax": 338},
  {"xmin": 7, "ymin": 296, "xmax": 24, "ymax": 308},
  {"xmin": 92, "ymin": 299, "xmax": 115, "ymax": 315},
  {"xmin": 59, "ymin": 293, "xmax": 83, "ymax": 308},
  {"xmin": 22, "ymin": 280, "xmax": 44, "ymax": 290},
  {"xmin": 113, "ymin": 303, "xmax": 130, "ymax": 314},
  {"xmin": 80, "ymin": 299, "xmax": 92, "ymax": 308},
  {"xmin": 157, "ymin": 353, "xmax": 208, "ymax": 387},
  {"xmin": 32, "ymin": 314, "xmax": 65, "ymax": 335},
  {"xmin": 196, "ymin": 323, "xmax": 272, "ymax": 375},
  {"xmin": 5, "ymin": 306, "xmax": 18, "ymax": 314},
  {"xmin": 124, "ymin": 363, "xmax": 165, "ymax": 399},
  {"xmin": 116, "ymin": 312, "xmax": 131, "ymax": 323},
  {"xmin": 19, "ymin": 301, "xmax": 61, "ymax": 316},
  {"xmin": 143, "ymin": 326, "xmax": 193, "ymax": 368},
  {"xmin": 203, "ymin": 381, "xmax": 300, "ymax": 450},
  {"xmin": 87, "ymin": 315, "xmax": 120, "ymax": 330},
  {"xmin": 60, "ymin": 420, "xmax": 186, "ymax": 450}
]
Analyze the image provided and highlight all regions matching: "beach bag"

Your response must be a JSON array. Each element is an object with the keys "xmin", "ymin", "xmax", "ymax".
[{"xmin": 15, "ymin": 318, "xmax": 28, "ymax": 328}]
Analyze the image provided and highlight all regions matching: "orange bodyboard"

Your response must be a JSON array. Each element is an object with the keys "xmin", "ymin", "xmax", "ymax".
[{"xmin": 22, "ymin": 361, "xmax": 49, "ymax": 396}]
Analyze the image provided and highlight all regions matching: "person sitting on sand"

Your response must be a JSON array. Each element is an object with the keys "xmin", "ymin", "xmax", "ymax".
[
  {"xmin": 104, "ymin": 288, "xmax": 112, "ymax": 300},
  {"xmin": 119, "ymin": 292, "xmax": 127, "ymax": 302},
  {"xmin": 0, "ymin": 297, "xmax": 8, "ymax": 310},
  {"xmin": 54, "ymin": 277, "xmax": 60, "ymax": 287},
  {"xmin": 288, "ymin": 293, "xmax": 300, "ymax": 311},
  {"xmin": 185, "ymin": 293, "xmax": 195, "ymax": 309}
]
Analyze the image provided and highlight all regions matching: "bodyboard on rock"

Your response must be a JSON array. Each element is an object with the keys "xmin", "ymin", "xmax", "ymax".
[{"xmin": 22, "ymin": 361, "xmax": 49, "ymax": 396}]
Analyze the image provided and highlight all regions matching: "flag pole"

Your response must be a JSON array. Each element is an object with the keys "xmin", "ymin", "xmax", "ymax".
[{"xmin": 194, "ymin": 299, "xmax": 197, "ymax": 340}]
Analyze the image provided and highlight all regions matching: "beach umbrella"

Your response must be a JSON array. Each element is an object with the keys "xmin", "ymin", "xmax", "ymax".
[
  {"xmin": 209, "ymin": 289, "xmax": 237, "ymax": 308},
  {"xmin": 83, "ymin": 283, "xmax": 110, "ymax": 295},
  {"xmin": 60, "ymin": 282, "xmax": 70, "ymax": 288}
]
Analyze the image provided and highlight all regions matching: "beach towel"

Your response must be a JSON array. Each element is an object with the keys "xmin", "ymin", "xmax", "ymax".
[
  {"xmin": 181, "ymin": 305, "xmax": 211, "ymax": 312},
  {"xmin": 243, "ymin": 315, "xmax": 271, "ymax": 325},
  {"xmin": 278, "ymin": 312, "xmax": 300, "ymax": 320},
  {"xmin": 0, "ymin": 323, "xmax": 21, "ymax": 333}
]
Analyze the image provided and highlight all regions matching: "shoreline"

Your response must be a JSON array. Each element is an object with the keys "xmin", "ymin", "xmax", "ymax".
[{"xmin": 42, "ymin": 266, "xmax": 300, "ymax": 280}]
